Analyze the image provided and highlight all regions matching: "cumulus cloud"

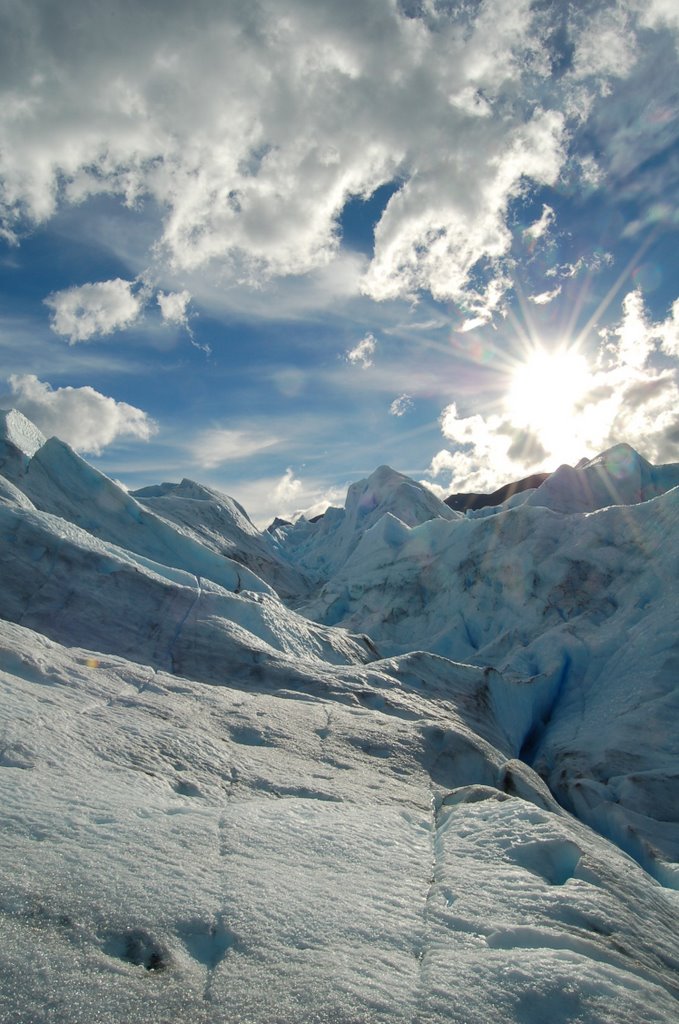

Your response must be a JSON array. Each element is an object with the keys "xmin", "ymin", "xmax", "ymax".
[
  {"xmin": 363, "ymin": 108, "xmax": 565, "ymax": 313},
  {"xmin": 1, "ymin": 1, "xmax": 671, "ymax": 317},
  {"xmin": 3, "ymin": 374, "xmax": 157, "ymax": 454},
  {"xmin": 346, "ymin": 333, "xmax": 376, "ymax": 368},
  {"xmin": 274, "ymin": 467, "xmax": 303, "ymax": 506},
  {"xmin": 427, "ymin": 289, "xmax": 679, "ymax": 494},
  {"xmin": 45, "ymin": 278, "xmax": 143, "ymax": 344},
  {"xmin": 430, "ymin": 404, "xmax": 522, "ymax": 493},
  {"xmin": 657, "ymin": 298, "xmax": 679, "ymax": 355},
  {"xmin": 389, "ymin": 393, "xmax": 413, "ymax": 417},
  {"xmin": 188, "ymin": 426, "xmax": 279, "ymax": 469},
  {"xmin": 222, "ymin": 472, "xmax": 345, "ymax": 528},
  {"xmin": 157, "ymin": 289, "xmax": 191, "ymax": 326}
]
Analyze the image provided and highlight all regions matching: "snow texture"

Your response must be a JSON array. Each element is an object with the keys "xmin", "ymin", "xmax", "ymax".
[
  {"xmin": 0, "ymin": 408, "xmax": 46, "ymax": 459},
  {"xmin": 0, "ymin": 411, "xmax": 678, "ymax": 1023}
]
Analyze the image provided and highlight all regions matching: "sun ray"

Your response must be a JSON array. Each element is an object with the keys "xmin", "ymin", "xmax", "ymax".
[{"xmin": 505, "ymin": 343, "xmax": 593, "ymax": 465}]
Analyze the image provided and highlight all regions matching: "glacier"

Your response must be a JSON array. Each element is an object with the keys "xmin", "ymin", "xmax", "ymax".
[{"xmin": 0, "ymin": 408, "xmax": 678, "ymax": 1023}]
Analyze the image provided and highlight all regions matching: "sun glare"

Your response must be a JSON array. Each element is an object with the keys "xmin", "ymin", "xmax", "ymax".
[{"xmin": 506, "ymin": 345, "xmax": 592, "ymax": 463}]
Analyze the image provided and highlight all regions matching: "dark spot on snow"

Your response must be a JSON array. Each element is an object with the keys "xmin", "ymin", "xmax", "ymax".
[
  {"xmin": 172, "ymin": 779, "xmax": 202, "ymax": 798},
  {"xmin": 420, "ymin": 725, "xmax": 497, "ymax": 790},
  {"xmin": 347, "ymin": 737, "xmax": 392, "ymax": 759},
  {"xmin": 506, "ymin": 838, "xmax": 582, "ymax": 885},
  {"xmin": 228, "ymin": 725, "xmax": 274, "ymax": 746},
  {"xmin": 103, "ymin": 928, "xmax": 168, "ymax": 971},
  {"xmin": 178, "ymin": 916, "xmax": 241, "ymax": 968},
  {"xmin": 441, "ymin": 785, "xmax": 510, "ymax": 807},
  {"xmin": 353, "ymin": 689, "xmax": 386, "ymax": 710}
]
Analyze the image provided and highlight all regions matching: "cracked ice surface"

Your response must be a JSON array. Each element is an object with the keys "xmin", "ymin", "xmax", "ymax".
[{"xmin": 1, "ymin": 621, "xmax": 678, "ymax": 1023}]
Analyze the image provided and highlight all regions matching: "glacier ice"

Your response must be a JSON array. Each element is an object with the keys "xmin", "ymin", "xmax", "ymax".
[{"xmin": 0, "ymin": 410, "xmax": 678, "ymax": 1023}]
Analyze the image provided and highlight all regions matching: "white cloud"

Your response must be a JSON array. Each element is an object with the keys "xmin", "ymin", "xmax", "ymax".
[
  {"xmin": 571, "ymin": 5, "xmax": 637, "ymax": 82},
  {"xmin": 157, "ymin": 289, "xmax": 191, "ymax": 326},
  {"xmin": 1, "ymin": 1, "xmax": 670, "ymax": 317},
  {"xmin": 293, "ymin": 485, "xmax": 346, "ymax": 522},
  {"xmin": 156, "ymin": 287, "xmax": 210, "ymax": 354},
  {"xmin": 576, "ymin": 155, "xmax": 604, "ymax": 189},
  {"xmin": 426, "ymin": 290, "xmax": 679, "ymax": 495},
  {"xmin": 389, "ymin": 393, "xmax": 413, "ymax": 417},
  {"xmin": 45, "ymin": 278, "xmax": 143, "ymax": 344},
  {"xmin": 3, "ymin": 374, "xmax": 157, "ymax": 454},
  {"xmin": 600, "ymin": 289, "xmax": 654, "ymax": 370},
  {"xmin": 346, "ymin": 333, "xmax": 376, "ymax": 368},
  {"xmin": 637, "ymin": 0, "xmax": 679, "ymax": 39},
  {"xmin": 432, "ymin": 403, "xmax": 522, "ymax": 493},
  {"xmin": 657, "ymin": 298, "xmax": 679, "ymax": 356},
  {"xmin": 545, "ymin": 252, "xmax": 613, "ymax": 280},
  {"xmin": 458, "ymin": 315, "xmax": 492, "ymax": 334},
  {"xmin": 524, "ymin": 204, "xmax": 555, "ymax": 243},
  {"xmin": 214, "ymin": 472, "xmax": 345, "ymax": 528},
  {"xmin": 529, "ymin": 285, "xmax": 562, "ymax": 305},
  {"xmin": 188, "ymin": 427, "xmax": 279, "ymax": 469},
  {"xmin": 362, "ymin": 108, "xmax": 565, "ymax": 314},
  {"xmin": 274, "ymin": 467, "xmax": 302, "ymax": 506}
]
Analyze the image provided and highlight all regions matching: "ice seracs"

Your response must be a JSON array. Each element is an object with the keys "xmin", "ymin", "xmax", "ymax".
[
  {"xmin": 469, "ymin": 443, "xmax": 679, "ymax": 518},
  {"xmin": 0, "ymin": 407, "xmax": 46, "ymax": 458},
  {"xmin": 132, "ymin": 477, "xmax": 310, "ymax": 601},
  {"xmin": 270, "ymin": 464, "xmax": 459, "ymax": 584},
  {"xmin": 0, "ymin": 409, "xmax": 678, "ymax": 1023}
]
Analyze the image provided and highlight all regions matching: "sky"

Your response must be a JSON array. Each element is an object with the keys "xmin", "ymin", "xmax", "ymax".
[{"xmin": 1, "ymin": 0, "xmax": 679, "ymax": 525}]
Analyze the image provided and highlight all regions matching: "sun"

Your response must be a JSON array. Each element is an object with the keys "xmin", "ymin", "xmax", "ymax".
[{"xmin": 505, "ymin": 344, "xmax": 593, "ymax": 464}]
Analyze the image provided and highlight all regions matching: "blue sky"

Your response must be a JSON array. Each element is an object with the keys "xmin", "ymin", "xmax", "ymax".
[{"xmin": 1, "ymin": 0, "xmax": 679, "ymax": 524}]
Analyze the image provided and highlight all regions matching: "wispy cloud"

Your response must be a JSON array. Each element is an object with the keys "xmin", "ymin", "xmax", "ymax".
[
  {"xmin": 389, "ymin": 393, "xmax": 413, "ymax": 417},
  {"xmin": 346, "ymin": 333, "xmax": 377, "ymax": 368},
  {"xmin": 523, "ymin": 204, "xmax": 556, "ymax": 243},
  {"xmin": 187, "ymin": 426, "xmax": 280, "ymax": 469},
  {"xmin": 529, "ymin": 285, "xmax": 562, "ymax": 306},
  {"xmin": 156, "ymin": 288, "xmax": 211, "ymax": 354}
]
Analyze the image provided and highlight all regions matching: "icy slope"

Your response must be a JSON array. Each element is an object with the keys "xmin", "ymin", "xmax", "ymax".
[
  {"xmin": 273, "ymin": 464, "xmax": 459, "ymax": 583},
  {"xmin": 0, "ymin": 433, "xmax": 274, "ymax": 597},
  {"xmin": 0, "ymin": 485, "xmax": 373, "ymax": 674},
  {"xmin": 2, "ymin": 619, "xmax": 678, "ymax": 1024},
  {"xmin": 302, "ymin": 471, "xmax": 679, "ymax": 884},
  {"xmin": 132, "ymin": 478, "xmax": 310, "ymax": 600}
]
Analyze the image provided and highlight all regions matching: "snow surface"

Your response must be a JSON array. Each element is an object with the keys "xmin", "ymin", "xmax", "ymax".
[{"xmin": 0, "ymin": 410, "xmax": 678, "ymax": 1023}]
